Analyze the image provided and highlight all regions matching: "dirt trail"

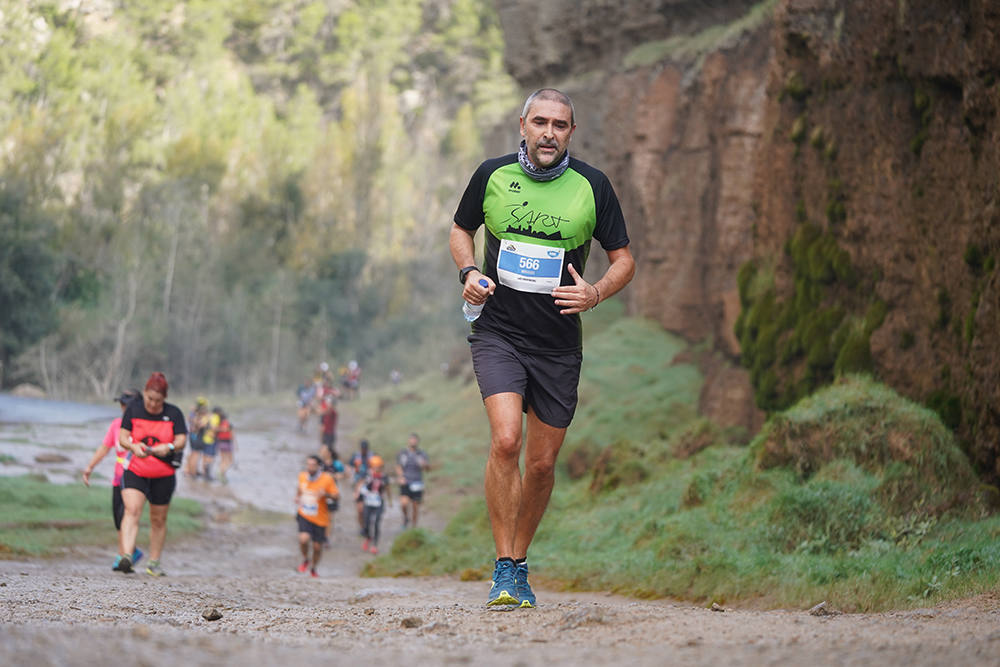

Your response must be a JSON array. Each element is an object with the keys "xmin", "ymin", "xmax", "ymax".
[{"xmin": 1, "ymin": 400, "xmax": 999, "ymax": 665}]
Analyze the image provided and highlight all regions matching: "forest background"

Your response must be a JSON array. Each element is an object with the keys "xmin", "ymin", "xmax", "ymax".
[{"xmin": 0, "ymin": 0, "xmax": 518, "ymax": 396}]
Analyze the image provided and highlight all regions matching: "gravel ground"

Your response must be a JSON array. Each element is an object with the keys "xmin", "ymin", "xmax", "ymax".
[{"xmin": 2, "ymin": 398, "xmax": 1000, "ymax": 665}]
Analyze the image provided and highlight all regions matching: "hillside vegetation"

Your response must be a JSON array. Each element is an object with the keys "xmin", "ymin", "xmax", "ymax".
[
  {"xmin": 0, "ymin": 0, "xmax": 517, "ymax": 395},
  {"xmin": 354, "ymin": 304, "xmax": 999, "ymax": 611}
]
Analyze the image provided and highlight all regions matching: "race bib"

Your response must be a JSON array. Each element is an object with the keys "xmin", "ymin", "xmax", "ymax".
[
  {"xmin": 300, "ymin": 492, "xmax": 319, "ymax": 517},
  {"xmin": 363, "ymin": 489, "xmax": 383, "ymax": 508},
  {"xmin": 497, "ymin": 240, "xmax": 564, "ymax": 293},
  {"xmin": 408, "ymin": 481, "xmax": 424, "ymax": 492}
]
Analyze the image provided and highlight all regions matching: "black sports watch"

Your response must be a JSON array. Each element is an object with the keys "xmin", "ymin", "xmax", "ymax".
[{"xmin": 459, "ymin": 265, "xmax": 479, "ymax": 285}]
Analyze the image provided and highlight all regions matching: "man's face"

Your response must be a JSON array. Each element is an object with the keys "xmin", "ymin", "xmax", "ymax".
[
  {"xmin": 520, "ymin": 98, "xmax": 576, "ymax": 169},
  {"xmin": 306, "ymin": 458, "xmax": 320, "ymax": 475},
  {"xmin": 408, "ymin": 435, "xmax": 419, "ymax": 449}
]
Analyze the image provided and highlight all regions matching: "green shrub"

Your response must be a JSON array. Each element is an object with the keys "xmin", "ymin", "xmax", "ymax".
[
  {"xmin": 768, "ymin": 479, "xmax": 874, "ymax": 553},
  {"xmin": 590, "ymin": 440, "xmax": 650, "ymax": 494},
  {"xmin": 926, "ymin": 389, "xmax": 961, "ymax": 430},
  {"xmin": 750, "ymin": 376, "xmax": 982, "ymax": 515},
  {"xmin": 809, "ymin": 125, "xmax": 825, "ymax": 148},
  {"xmin": 682, "ymin": 470, "xmax": 720, "ymax": 508},
  {"xmin": 790, "ymin": 114, "xmax": 807, "ymax": 144},
  {"xmin": 834, "ymin": 327, "xmax": 872, "ymax": 375},
  {"xmin": 783, "ymin": 70, "xmax": 809, "ymax": 101}
]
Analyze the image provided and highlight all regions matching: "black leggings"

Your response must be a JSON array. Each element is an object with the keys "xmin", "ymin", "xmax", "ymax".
[{"xmin": 362, "ymin": 504, "xmax": 384, "ymax": 545}]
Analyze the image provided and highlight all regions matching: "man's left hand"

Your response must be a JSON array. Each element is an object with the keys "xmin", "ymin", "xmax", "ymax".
[{"xmin": 552, "ymin": 263, "xmax": 598, "ymax": 314}]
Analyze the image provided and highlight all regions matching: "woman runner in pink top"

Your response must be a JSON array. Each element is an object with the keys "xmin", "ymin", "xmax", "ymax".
[{"xmin": 82, "ymin": 389, "xmax": 143, "ymax": 570}]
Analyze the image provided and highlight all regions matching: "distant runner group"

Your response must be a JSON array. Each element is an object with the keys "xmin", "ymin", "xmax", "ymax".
[
  {"xmin": 81, "ymin": 363, "xmax": 430, "ymax": 581},
  {"xmin": 294, "ymin": 427, "xmax": 431, "ymax": 576},
  {"xmin": 185, "ymin": 397, "xmax": 237, "ymax": 483}
]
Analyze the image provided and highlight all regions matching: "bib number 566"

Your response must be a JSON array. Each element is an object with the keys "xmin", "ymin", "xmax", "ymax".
[{"xmin": 518, "ymin": 257, "xmax": 540, "ymax": 271}]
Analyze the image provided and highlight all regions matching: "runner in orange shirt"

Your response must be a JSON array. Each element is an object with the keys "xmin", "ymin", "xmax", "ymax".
[{"xmin": 294, "ymin": 454, "xmax": 339, "ymax": 578}]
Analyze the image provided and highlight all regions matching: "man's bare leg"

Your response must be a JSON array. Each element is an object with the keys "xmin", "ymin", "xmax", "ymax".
[
  {"xmin": 512, "ymin": 407, "xmax": 568, "ymax": 559},
  {"xmin": 483, "ymin": 392, "xmax": 524, "ymax": 558}
]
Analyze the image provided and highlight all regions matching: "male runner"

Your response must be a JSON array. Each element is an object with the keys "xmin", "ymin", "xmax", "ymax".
[
  {"xmin": 295, "ymin": 454, "xmax": 339, "ymax": 577},
  {"xmin": 395, "ymin": 432, "xmax": 430, "ymax": 529},
  {"xmin": 450, "ymin": 88, "xmax": 635, "ymax": 608}
]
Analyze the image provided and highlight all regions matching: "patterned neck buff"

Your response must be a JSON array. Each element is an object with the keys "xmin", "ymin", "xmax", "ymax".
[{"xmin": 517, "ymin": 140, "xmax": 570, "ymax": 181}]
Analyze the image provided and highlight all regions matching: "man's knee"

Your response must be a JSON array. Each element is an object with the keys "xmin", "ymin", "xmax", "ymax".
[
  {"xmin": 489, "ymin": 431, "xmax": 521, "ymax": 461},
  {"xmin": 525, "ymin": 453, "xmax": 557, "ymax": 479}
]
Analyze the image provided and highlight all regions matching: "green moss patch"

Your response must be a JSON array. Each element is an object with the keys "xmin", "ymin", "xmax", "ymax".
[{"xmin": 735, "ymin": 222, "xmax": 881, "ymax": 411}]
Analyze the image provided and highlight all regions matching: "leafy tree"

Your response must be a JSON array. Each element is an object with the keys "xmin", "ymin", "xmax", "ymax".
[{"xmin": 0, "ymin": 182, "xmax": 59, "ymax": 380}]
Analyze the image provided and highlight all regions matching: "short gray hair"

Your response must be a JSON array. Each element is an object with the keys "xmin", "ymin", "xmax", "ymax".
[{"xmin": 521, "ymin": 88, "xmax": 575, "ymax": 126}]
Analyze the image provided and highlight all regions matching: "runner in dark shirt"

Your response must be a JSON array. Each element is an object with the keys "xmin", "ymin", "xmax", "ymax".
[{"xmin": 117, "ymin": 372, "xmax": 187, "ymax": 577}]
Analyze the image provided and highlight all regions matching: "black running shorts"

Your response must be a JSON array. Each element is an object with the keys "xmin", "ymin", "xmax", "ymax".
[
  {"xmin": 112, "ymin": 485, "xmax": 124, "ymax": 531},
  {"xmin": 296, "ymin": 514, "xmax": 327, "ymax": 544},
  {"xmin": 399, "ymin": 484, "xmax": 424, "ymax": 502},
  {"xmin": 469, "ymin": 332, "xmax": 583, "ymax": 429},
  {"xmin": 121, "ymin": 469, "xmax": 177, "ymax": 505}
]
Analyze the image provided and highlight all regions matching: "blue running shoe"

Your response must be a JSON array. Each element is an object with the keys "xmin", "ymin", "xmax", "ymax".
[
  {"xmin": 132, "ymin": 547, "xmax": 144, "ymax": 566},
  {"xmin": 515, "ymin": 562, "xmax": 536, "ymax": 608},
  {"xmin": 486, "ymin": 560, "xmax": 519, "ymax": 607}
]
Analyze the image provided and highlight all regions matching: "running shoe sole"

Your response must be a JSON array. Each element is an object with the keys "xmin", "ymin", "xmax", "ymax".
[
  {"xmin": 486, "ymin": 591, "xmax": 519, "ymax": 607},
  {"xmin": 113, "ymin": 556, "xmax": 133, "ymax": 573}
]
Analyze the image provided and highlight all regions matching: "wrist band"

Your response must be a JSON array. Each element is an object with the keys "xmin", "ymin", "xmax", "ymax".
[{"xmin": 591, "ymin": 285, "xmax": 600, "ymax": 310}]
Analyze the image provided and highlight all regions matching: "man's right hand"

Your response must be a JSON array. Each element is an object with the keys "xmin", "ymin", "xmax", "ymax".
[{"xmin": 462, "ymin": 271, "xmax": 495, "ymax": 304}]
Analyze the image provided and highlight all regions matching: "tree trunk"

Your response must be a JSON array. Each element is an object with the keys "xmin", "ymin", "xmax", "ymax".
[
  {"xmin": 270, "ymin": 280, "xmax": 283, "ymax": 393},
  {"xmin": 162, "ymin": 222, "xmax": 179, "ymax": 320},
  {"xmin": 102, "ymin": 272, "xmax": 139, "ymax": 395}
]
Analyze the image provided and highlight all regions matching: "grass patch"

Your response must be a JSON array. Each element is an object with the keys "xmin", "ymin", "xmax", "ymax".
[
  {"xmin": 0, "ymin": 476, "xmax": 204, "ymax": 557},
  {"xmin": 354, "ymin": 311, "xmax": 999, "ymax": 611}
]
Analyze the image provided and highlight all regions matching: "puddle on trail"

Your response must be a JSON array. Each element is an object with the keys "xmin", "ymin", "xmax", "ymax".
[{"xmin": 0, "ymin": 394, "xmax": 120, "ymax": 425}]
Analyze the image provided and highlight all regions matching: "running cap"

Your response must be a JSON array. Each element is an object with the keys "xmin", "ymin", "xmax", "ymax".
[
  {"xmin": 369, "ymin": 455, "xmax": 384, "ymax": 467},
  {"xmin": 114, "ymin": 389, "xmax": 140, "ymax": 404},
  {"xmin": 197, "ymin": 396, "xmax": 208, "ymax": 406}
]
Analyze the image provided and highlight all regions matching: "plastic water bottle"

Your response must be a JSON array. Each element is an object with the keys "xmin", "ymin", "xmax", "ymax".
[{"xmin": 463, "ymin": 279, "xmax": 490, "ymax": 322}]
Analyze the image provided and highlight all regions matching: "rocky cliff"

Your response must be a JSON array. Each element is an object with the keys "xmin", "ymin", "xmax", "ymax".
[
  {"xmin": 496, "ymin": 0, "xmax": 1000, "ymax": 479},
  {"xmin": 750, "ymin": 0, "xmax": 1000, "ymax": 479},
  {"xmin": 497, "ymin": 0, "xmax": 774, "ymax": 434}
]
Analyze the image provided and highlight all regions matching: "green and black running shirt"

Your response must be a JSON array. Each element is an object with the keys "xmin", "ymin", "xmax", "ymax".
[{"xmin": 454, "ymin": 153, "xmax": 630, "ymax": 353}]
